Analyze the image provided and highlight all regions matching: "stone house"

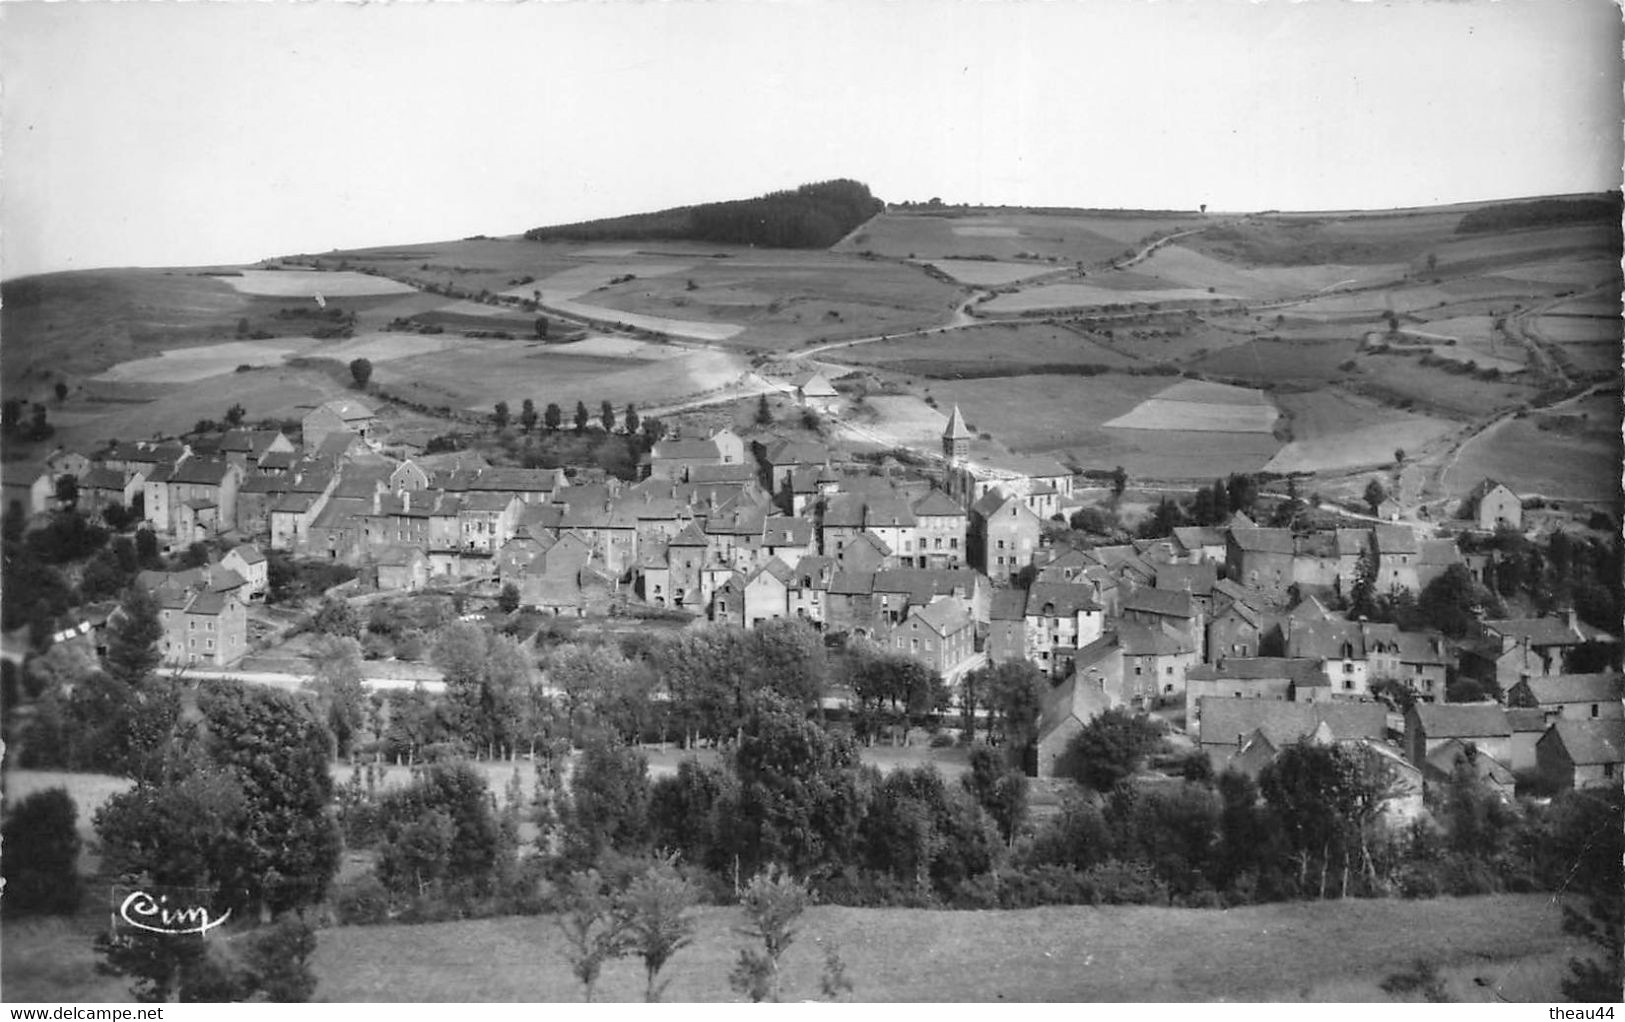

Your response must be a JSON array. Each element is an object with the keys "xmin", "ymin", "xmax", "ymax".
[
  {"xmin": 1536, "ymin": 718, "xmax": 1624, "ymax": 790},
  {"xmin": 1507, "ymin": 673, "xmax": 1624, "ymax": 722},
  {"xmin": 302, "ymin": 398, "xmax": 375, "ymax": 450},
  {"xmin": 970, "ymin": 487, "xmax": 1041, "ymax": 584},
  {"xmin": 912, "ymin": 490, "xmax": 967, "ymax": 569},
  {"xmin": 1467, "ymin": 479, "xmax": 1521, "ymax": 532},
  {"xmin": 1183, "ymin": 657, "xmax": 1326, "ymax": 735},
  {"xmin": 1404, "ymin": 703, "xmax": 1513, "ymax": 769}
]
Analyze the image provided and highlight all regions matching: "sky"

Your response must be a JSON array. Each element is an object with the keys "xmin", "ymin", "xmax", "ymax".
[{"xmin": 2, "ymin": 0, "xmax": 1621, "ymax": 279}]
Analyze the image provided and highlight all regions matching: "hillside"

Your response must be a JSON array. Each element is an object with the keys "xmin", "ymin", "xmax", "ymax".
[{"xmin": 523, "ymin": 178, "xmax": 884, "ymax": 249}]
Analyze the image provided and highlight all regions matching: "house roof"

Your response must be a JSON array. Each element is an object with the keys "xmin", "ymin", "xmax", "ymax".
[
  {"xmin": 1483, "ymin": 617, "xmax": 1583, "ymax": 647},
  {"xmin": 1412, "ymin": 702, "xmax": 1511, "ymax": 739},
  {"xmin": 226, "ymin": 544, "xmax": 266, "ymax": 565},
  {"xmin": 829, "ymin": 570, "xmax": 876, "ymax": 596},
  {"xmin": 1230, "ymin": 527, "xmax": 1295, "ymax": 555},
  {"xmin": 865, "ymin": 496, "xmax": 917, "ymax": 528},
  {"xmin": 1116, "ymin": 619, "xmax": 1193, "ymax": 657},
  {"xmin": 763, "ymin": 517, "xmax": 814, "ymax": 546},
  {"xmin": 821, "ymin": 492, "xmax": 868, "ymax": 529},
  {"xmin": 1171, "ymin": 525, "xmax": 1226, "ymax": 551},
  {"xmin": 1424, "ymin": 739, "xmax": 1515, "ymax": 786},
  {"xmin": 670, "ymin": 522, "xmax": 709, "ymax": 546},
  {"xmin": 1039, "ymin": 670, "xmax": 1112, "ymax": 742},
  {"xmin": 991, "ymin": 589, "xmax": 1029, "ymax": 622},
  {"xmin": 1469, "ymin": 478, "xmax": 1514, "ymax": 500},
  {"xmin": 257, "ymin": 450, "xmax": 298, "ymax": 471},
  {"xmin": 79, "ymin": 466, "xmax": 126, "ymax": 491},
  {"xmin": 1333, "ymin": 528, "xmax": 1371, "ymax": 556},
  {"xmin": 1373, "ymin": 524, "xmax": 1420, "ymax": 555},
  {"xmin": 749, "ymin": 556, "xmax": 796, "ymax": 586},
  {"xmin": 1121, "ymin": 585, "xmax": 1195, "ymax": 619},
  {"xmin": 793, "ymin": 556, "xmax": 836, "ymax": 586},
  {"xmin": 1026, "ymin": 582, "xmax": 1100, "ymax": 619},
  {"xmin": 184, "ymin": 590, "xmax": 235, "ymax": 616},
  {"xmin": 1419, "ymin": 539, "xmax": 1463, "ymax": 567},
  {"xmin": 912, "ymin": 490, "xmax": 965, "ymax": 517},
  {"xmin": 1154, "ymin": 562, "xmax": 1219, "ymax": 596},
  {"xmin": 1517, "ymin": 673, "xmax": 1624, "ymax": 706},
  {"xmin": 311, "ymin": 397, "xmax": 374, "ymax": 422},
  {"xmin": 764, "ymin": 438, "xmax": 829, "ymax": 465},
  {"xmin": 1506, "ymin": 707, "xmax": 1548, "ymax": 733},
  {"xmin": 690, "ymin": 463, "xmax": 758, "ymax": 485},
  {"xmin": 871, "ymin": 568, "xmax": 978, "ymax": 603},
  {"xmin": 794, "ymin": 371, "xmax": 838, "ymax": 397},
  {"xmin": 1187, "ymin": 657, "xmax": 1327, "ymax": 685},
  {"xmin": 1198, "ymin": 697, "xmax": 1386, "ymax": 748},
  {"xmin": 849, "ymin": 530, "xmax": 893, "ymax": 558},
  {"xmin": 169, "ymin": 458, "xmax": 233, "ymax": 486},
  {"xmin": 1544, "ymin": 718, "xmax": 1625, "ymax": 766},
  {"xmin": 651, "ymin": 438, "xmax": 721, "ymax": 462},
  {"xmin": 909, "ymin": 596, "xmax": 971, "ymax": 635}
]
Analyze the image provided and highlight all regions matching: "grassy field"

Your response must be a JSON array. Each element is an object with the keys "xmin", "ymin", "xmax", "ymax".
[
  {"xmin": 1103, "ymin": 380, "xmax": 1280, "ymax": 433},
  {"xmin": 1, "ymin": 891, "xmax": 1585, "ymax": 1003},
  {"xmin": 1189, "ymin": 336, "xmax": 1363, "ymax": 384},
  {"xmin": 221, "ymin": 270, "xmax": 419, "ymax": 298},
  {"xmin": 1443, "ymin": 395, "xmax": 1624, "ymax": 502},
  {"xmin": 982, "ymin": 282, "xmax": 1243, "ymax": 313},
  {"xmin": 571, "ymin": 251, "xmax": 964, "ymax": 351},
  {"xmin": 922, "ymin": 259, "xmax": 1060, "ymax": 286},
  {"xmin": 836, "ymin": 210, "xmax": 1205, "ymax": 265},
  {"xmin": 923, "ymin": 374, "xmax": 1281, "ymax": 477},
  {"xmin": 839, "ymin": 321, "xmax": 1142, "ymax": 374}
]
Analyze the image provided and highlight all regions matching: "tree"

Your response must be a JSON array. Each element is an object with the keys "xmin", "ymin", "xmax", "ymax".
[
  {"xmin": 375, "ymin": 761, "xmax": 504, "ymax": 895},
  {"xmin": 104, "ymin": 586, "xmax": 164, "ymax": 687},
  {"xmin": 535, "ymin": 316, "xmax": 550, "ymax": 340},
  {"xmin": 1110, "ymin": 465, "xmax": 1128, "ymax": 498},
  {"xmin": 493, "ymin": 401, "xmax": 510, "ymax": 431},
  {"xmin": 194, "ymin": 680, "xmax": 342, "ymax": 917},
  {"xmin": 544, "ymin": 402, "xmax": 562, "ymax": 432},
  {"xmin": 641, "ymin": 417, "xmax": 668, "ymax": 446},
  {"xmin": 621, "ymin": 856, "xmax": 698, "ymax": 1002},
  {"xmin": 1226, "ymin": 473, "xmax": 1258, "ymax": 515},
  {"xmin": 348, "ymin": 358, "xmax": 372, "ymax": 390},
  {"xmin": 1393, "ymin": 448, "xmax": 1405, "ymax": 466},
  {"xmin": 600, "ymin": 400, "xmax": 616, "ymax": 433},
  {"xmin": 575, "ymin": 401, "xmax": 590, "ymax": 434},
  {"xmin": 311, "ymin": 596, "xmax": 360, "ymax": 639},
  {"xmin": 0, "ymin": 786, "xmax": 83, "ymax": 916},
  {"xmin": 962, "ymin": 745, "xmax": 1028, "ymax": 845},
  {"xmin": 555, "ymin": 870, "xmax": 632, "ymax": 1003},
  {"xmin": 623, "ymin": 404, "xmax": 640, "ymax": 436},
  {"xmin": 54, "ymin": 380, "xmax": 69, "ymax": 403},
  {"xmin": 1063, "ymin": 707, "xmax": 1162, "ymax": 792},
  {"xmin": 519, "ymin": 399, "xmax": 538, "ymax": 434},
  {"xmin": 976, "ymin": 659, "xmax": 1046, "ymax": 757},
  {"xmin": 562, "ymin": 735, "xmax": 650, "ymax": 865},
  {"xmin": 756, "ymin": 393, "xmax": 774, "ymax": 426},
  {"xmin": 730, "ymin": 694, "xmax": 863, "ymax": 874},
  {"xmin": 1349, "ymin": 548, "xmax": 1379, "ymax": 621},
  {"xmin": 224, "ymin": 404, "xmax": 246, "ymax": 428},
  {"xmin": 1364, "ymin": 479, "xmax": 1387, "ymax": 517},
  {"xmin": 1418, "ymin": 563, "xmax": 1496, "ymax": 638},
  {"xmin": 308, "ymin": 636, "xmax": 367, "ymax": 758},
  {"xmin": 497, "ymin": 582, "xmax": 520, "ymax": 614},
  {"xmin": 729, "ymin": 866, "xmax": 809, "ymax": 1003}
]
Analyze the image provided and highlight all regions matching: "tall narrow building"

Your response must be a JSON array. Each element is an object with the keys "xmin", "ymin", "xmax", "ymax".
[{"xmin": 942, "ymin": 404, "xmax": 972, "ymax": 464}]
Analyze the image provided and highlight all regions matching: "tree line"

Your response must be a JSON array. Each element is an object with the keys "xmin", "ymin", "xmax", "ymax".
[{"xmin": 524, "ymin": 180, "xmax": 885, "ymax": 250}]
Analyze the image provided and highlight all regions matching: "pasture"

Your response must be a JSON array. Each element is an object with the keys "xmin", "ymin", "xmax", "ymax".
[
  {"xmin": 838, "ymin": 321, "xmax": 1141, "ymax": 374},
  {"xmin": 370, "ymin": 339, "xmax": 749, "ymax": 414},
  {"xmin": 924, "ymin": 374, "xmax": 1281, "ymax": 477},
  {"xmin": 836, "ymin": 209, "xmax": 1206, "ymax": 265},
  {"xmin": 1443, "ymin": 397, "xmax": 1624, "ymax": 502},
  {"xmin": 1133, "ymin": 244, "xmax": 1410, "ymax": 301},
  {"xmin": 922, "ymin": 259, "xmax": 1060, "ymax": 286},
  {"xmin": 220, "ymin": 270, "xmax": 419, "ymax": 298},
  {"xmin": 563, "ymin": 251, "xmax": 963, "ymax": 350},
  {"xmin": 1188, "ymin": 336, "xmax": 1363, "ymax": 384},
  {"xmin": 1103, "ymin": 380, "xmax": 1280, "ymax": 433},
  {"xmin": 981, "ymin": 282, "xmax": 1242, "ymax": 313}
]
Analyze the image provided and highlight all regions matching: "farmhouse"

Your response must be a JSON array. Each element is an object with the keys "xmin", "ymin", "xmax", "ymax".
[
  {"xmin": 1183, "ymin": 657, "xmax": 1326, "ymax": 735},
  {"xmin": 1466, "ymin": 478, "xmax": 1521, "ymax": 532},
  {"xmin": 970, "ymin": 487, "xmax": 1041, "ymax": 584},
  {"xmin": 1036, "ymin": 669, "xmax": 1117, "ymax": 778},
  {"xmin": 1196, "ymin": 697, "xmax": 1387, "ymax": 775},
  {"xmin": 1536, "ymin": 718, "xmax": 1625, "ymax": 790},
  {"xmin": 1506, "ymin": 672, "xmax": 1624, "ymax": 722},
  {"xmin": 302, "ymin": 398, "xmax": 376, "ymax": 451},
  {"xmin": 1404, "ymin": 703, "xmax": 1512, "ymax": 769},
  {"xmin": 793, "ymin": 370, "xmax": 841, "ymax": 413}
]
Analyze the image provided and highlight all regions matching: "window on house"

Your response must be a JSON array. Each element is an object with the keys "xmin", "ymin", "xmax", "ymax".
[
  {"xmin": 1592, "ymin": 704, "xmax": 1600, "ymax": 718},
  {"xmin": 1343, "ymin": 662, "xmax": 1353, "ymax": 674},
  {"xmin": 950, "ymin": 538, "xmax": 959, "ymax": 549},
  {"xmin": 1343, "ymin": 679, "xmax": 1353, "ymax": 690}
]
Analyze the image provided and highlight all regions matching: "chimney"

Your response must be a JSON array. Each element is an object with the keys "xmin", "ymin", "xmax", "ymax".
[{"xmin": 1566, "ymin": 607, "xmax": 1578, "ymax": 635}]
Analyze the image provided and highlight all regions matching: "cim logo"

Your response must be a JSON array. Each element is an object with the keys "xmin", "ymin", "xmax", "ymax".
[{"xmin": 112, "ymin": 886, "xmax": 231, "ymax": 937}]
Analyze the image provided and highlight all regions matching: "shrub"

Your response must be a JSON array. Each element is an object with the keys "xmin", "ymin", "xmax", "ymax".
[{"xmin": 0, "ymin": 787, "xmax": 83, "ymax": 916}]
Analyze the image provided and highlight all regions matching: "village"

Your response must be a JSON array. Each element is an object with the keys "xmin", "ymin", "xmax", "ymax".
[{"xmin": 10, "ymin": 367, "xmax": 1621, "ymax": 797}]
